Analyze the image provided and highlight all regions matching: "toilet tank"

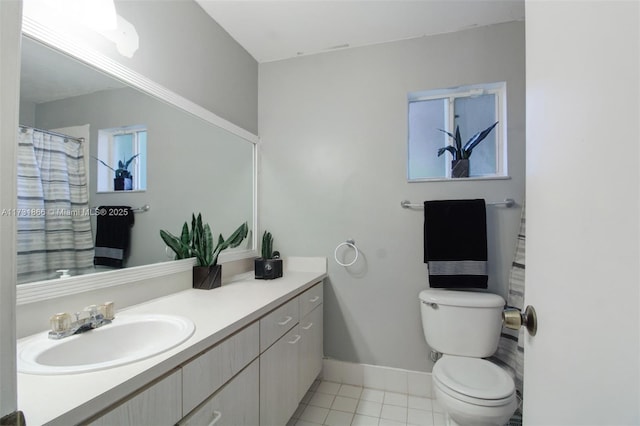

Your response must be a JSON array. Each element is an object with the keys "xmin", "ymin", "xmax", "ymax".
[{"xmin": 419, "ymin": 289, "xmax": 505, "ymax": 357}]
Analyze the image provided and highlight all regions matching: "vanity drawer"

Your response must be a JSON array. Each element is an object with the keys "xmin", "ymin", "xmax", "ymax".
[
  {"xmin": 260, "ymin": 297, "xmax": 299, "ymax": 352},
  {"xmin": 299, "ymin": 281, "xmax": 323, "ymax": 318},
  {"xmin": 182, "ymin": 322, "xmax": 259, "ymax": 416},
  {"xmin": 179, "ymin": 359, "xmax": 259, "ymax": 426},
  {"xmin": 88, "ymin": 369, "xmax": 182, "ymax": 426}
]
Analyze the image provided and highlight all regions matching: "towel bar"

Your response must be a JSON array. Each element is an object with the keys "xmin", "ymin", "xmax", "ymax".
[
  {"xmin": 90, "ymin": 204, "xmax": 150, "ymax": 214},
  {"xmin": 400, "ymin": 198, "xmax": 515, "ymax": 209}
]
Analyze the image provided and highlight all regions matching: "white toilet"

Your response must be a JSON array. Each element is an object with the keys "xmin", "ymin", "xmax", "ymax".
[{"xmin": 419, "ymin": 289, "xmax": 518, "ymax": 426}]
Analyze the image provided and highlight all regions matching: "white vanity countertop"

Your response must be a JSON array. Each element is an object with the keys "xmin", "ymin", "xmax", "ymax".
[{"xmin": 17, "ymin": 257, "xmax": 327, "ymax": 426}]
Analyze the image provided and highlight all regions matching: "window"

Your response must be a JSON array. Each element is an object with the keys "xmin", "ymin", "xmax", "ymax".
[
  {"xmin": 407, "ymin": 82, "xmax": 507, "ymax": 181},
  {"xmin": 96, "ymin": 125, "xmax": 147, "ymax": 192}
]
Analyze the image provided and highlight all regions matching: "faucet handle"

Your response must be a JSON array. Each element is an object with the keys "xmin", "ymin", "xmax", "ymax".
[
  {"xmin": 50, "ymin": 313, "xmax": 71, "ymax": 333},
  {"xmin": 99, "ymin": 301, "xmax": 115, "ymax": 320},
  {"xmin": 84, "ymin": 305, "xmax": 99, "ymax": 318}
]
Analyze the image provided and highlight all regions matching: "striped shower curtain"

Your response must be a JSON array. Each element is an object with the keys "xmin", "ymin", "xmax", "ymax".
[
  {"xmin": 491, "ymin": 204, "xmax": 526, "ymax": 408},
  {"xmin": 16, "ymin": 127, "xmax": 94, "ymax": 283}
]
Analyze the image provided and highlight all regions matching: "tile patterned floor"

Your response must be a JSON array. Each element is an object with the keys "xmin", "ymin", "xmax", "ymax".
[{"xmin": 287, "ymin": 380, "xmax": 446, "ymax": 426}]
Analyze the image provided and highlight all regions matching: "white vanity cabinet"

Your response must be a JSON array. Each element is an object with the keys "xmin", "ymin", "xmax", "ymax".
[
  {"xmin": 81, "ymin": 279, "xmax": 324, "ymax": 426},
  {"xmin": 260, "ymin": 281, "xmax": 324, "ymax": 425},
  {"xmin": 87, "ymin": 369, "xmax": 182, "ymax": 426}
]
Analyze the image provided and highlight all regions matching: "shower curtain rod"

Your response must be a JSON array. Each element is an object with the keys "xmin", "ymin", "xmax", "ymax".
[
  {"xmin": 19, "ymin": 125, "xmax": 85, "ymax": 143},
  {"xmin": 400, "ymin": 198, "xmax": 515, "ymax": 209}
]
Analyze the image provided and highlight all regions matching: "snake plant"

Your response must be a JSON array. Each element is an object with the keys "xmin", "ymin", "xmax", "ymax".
[
  {"xmin": 93, "ymin": 154, "xmax": 140, "ymax": 178},
  {"xmin": 261, "ymin": 231, "xmax": 274, "ymax": 259},
  {"xmin": 160, "ymin": 213, "xmax": 248, "ymax": 266},
  {"xmin": 437, "ymin": 121, "xmax": 499, "ymax": 160}
]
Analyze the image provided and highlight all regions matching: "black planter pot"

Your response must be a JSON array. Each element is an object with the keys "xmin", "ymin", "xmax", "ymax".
[
  {"xmin": 114, "ymin": 177, "xmax": 132, "ymax": 191},
  {"xmin": 255, "ymin": 258, "xmax": 283, "ymax": 280},
  {"xmin": 451, "ymin": 159, "xmax": 470, "ymax": 178},
  {"xmin": 193, "ymin": 264, "xmax": 222, "ymax": 289}
]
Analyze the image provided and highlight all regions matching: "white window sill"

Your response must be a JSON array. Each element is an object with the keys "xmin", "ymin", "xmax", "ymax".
[{"xmin": 408, "ymin": 175, "xmax": 511, "ymax": 183}]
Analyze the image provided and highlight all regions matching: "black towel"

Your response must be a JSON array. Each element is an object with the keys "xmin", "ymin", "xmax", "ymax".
[
  {"xmin": 94, "ymin": 206, "xmax": 135, "ymax": 268},
  {"xmin": 424, "ymin": 199, "xmax": 488, "ymax": 289}
]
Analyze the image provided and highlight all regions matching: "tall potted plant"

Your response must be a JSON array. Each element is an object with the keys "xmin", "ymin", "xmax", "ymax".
[
  {"xmin": 437, "ymin": 121, "xmax": 498, "ymax": 178},
  {"xmin": 255, "ymin": 231, "xmax": 282, "ymax": 280},
  {"xmin": 160, "ymin": 214, "xmax": 248, "ymax": 289}
]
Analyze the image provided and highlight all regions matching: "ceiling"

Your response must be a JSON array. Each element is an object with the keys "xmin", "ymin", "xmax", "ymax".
[{"xmin": 196, "ymin": 0, "xmax": 525, "ymax": 63}]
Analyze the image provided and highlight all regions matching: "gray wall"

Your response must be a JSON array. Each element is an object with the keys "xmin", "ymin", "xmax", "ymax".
[
  {"xmin": 259, "ymin": 21, "xmax": 525, "ymax": 372},
  {"xmin": 73, "ymin": 0, "xmax": 258, "ymax": 134}
]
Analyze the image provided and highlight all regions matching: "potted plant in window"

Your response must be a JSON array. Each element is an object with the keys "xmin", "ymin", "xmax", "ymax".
[
  {"xmin": 160, "ymin": 214, "xmax": 249, "ymax": 289},
  {"xmin": 437, "ymin": 121, "xmax": 498, "ymax": 178},
  {"xmin": 94, "ymin": 154, "xmax": 139, "ymax": 190},
  {"xmin": 255, "ymin": 231, "xmax": 283, "ymax": 280}
]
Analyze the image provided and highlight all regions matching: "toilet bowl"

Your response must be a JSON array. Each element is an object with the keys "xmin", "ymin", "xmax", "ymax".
[
  {"xmin": 432, "ymin": 356, "xmax": 517, "ymax": 426},
  {"xmin": 419, "ymin": 289, "xmax": 517, "ymax": 426}
]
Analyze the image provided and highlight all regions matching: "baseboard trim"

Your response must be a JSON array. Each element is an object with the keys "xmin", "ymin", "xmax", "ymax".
[{"xmin": 321, "ymin": 358, "xmax": 433, "ymax": 398}]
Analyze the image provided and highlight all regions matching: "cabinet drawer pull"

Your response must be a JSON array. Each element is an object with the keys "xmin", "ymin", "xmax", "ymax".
[
  {"xmin": 302, "ymin": 322, "xmax": 313, "ymax": 330},
  {"xmin": 288, "ymin": 334, "xmax": 301, "ymax": 344},
  {"xmin": 208, "ymin": 410, "xmax": 222, "ymax": 426},
  {"xmin": 277, "ymin": 316, "xmax": 293, "ymax": 326},
  {"xmin": 309, "ymin": 296, "xmax": 320, "ymax": 303}
]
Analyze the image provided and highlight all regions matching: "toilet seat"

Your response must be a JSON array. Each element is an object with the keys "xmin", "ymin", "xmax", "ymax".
[{"xmin": 433, "ymin": 356, "xmax": 515, "ymax": 407}]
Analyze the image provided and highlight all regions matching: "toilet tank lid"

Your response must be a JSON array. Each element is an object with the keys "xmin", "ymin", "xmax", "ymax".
[{"xmin": 419, "ymin": 289, "xmax": 505, "ymax": 308}]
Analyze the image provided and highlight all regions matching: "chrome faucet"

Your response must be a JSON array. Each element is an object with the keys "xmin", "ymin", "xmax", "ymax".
[{"xmin": 48, "ymin": 302, "xmax": 114, "ymax": 340}]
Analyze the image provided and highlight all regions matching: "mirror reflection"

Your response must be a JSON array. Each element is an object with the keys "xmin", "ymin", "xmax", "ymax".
[{"xmin": 17, "ymin": 37, "xmax": 254, "ymax": 284}]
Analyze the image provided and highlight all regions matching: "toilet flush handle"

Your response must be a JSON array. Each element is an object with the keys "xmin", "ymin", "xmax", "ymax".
[
  {"xmin": 422, "ymin": 301, "xmax": 438, "ymax": 309},
  {"xmin": 503, "ymin": 305, "xmax": 537, "ymax": 336}
]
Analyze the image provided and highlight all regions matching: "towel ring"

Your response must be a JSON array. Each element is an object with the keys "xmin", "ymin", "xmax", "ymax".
[{"xmin": 334, "ymin": 239, "xmax": 359, "ymax": 267}]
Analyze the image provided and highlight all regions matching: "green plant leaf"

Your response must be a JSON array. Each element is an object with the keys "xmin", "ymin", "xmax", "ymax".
[
  {"xmin": 160, "ymin": 229, "xmax": 191, "ymax": 259},
  {"xmin": 463, "ymin": 121, "xmax": 499, "ymax": 157},
  {"xmin": 180, "ymin": 222, "xmax": 190, "ymax": 247},
  {"xmin": 455, "ymin": 126, "xmax": 462, "ymax": 157},
  {"xmin": 92, "ymin": 156, "xmax": 116, "ymax": 172},
  {"xmin": 203, "ymin": 223, "xmax": 213, "ymax": 266},
  {"xmin": 122, "ymin": 154, "xmax": 140, "ymax": 171},
  {"xmin": 437, "ymin": 128, "xmax": 455, "ymax": 140},
  {"xmin": 437, "ymin": 146, "xmax": 458, "ymax": 158}
]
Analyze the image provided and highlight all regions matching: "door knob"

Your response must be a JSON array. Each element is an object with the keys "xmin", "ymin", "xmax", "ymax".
[{"xmin": 503, "ymin": 305, "xmax": 537, "ymax": 336}]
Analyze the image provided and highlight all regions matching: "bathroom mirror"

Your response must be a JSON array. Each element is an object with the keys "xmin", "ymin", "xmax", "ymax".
[{"xmin": 16, "ymin": 25, "xmax": 257, "ymax": 292}]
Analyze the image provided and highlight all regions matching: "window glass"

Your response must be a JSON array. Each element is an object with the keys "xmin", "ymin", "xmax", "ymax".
[
  {"xmin": 408, "ymin": 98, "xmax": 446, "ymax": 179},
  {"xmin": 454, "ymin": 94, "xmax": 496, "ymax": 176},
  {"xmin": 407, "ymin": 82, "xmax": 506, "ymax": 181}
]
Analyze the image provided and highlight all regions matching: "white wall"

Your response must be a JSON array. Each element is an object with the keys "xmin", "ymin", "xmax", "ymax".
[
  {"xmin": 259, "ymin": 21, "xmax": 525, "ymax": 371},
  {"xmin": 525, "ymin": 1, "xmax": 639, "ymax": 423},
  {"xmin": 0, "ymin": 0, "xmax": 21, "ymax": 417},
  {"xmin": 113, "ymin": 0, "xmax": 258, "ymax": 133}
]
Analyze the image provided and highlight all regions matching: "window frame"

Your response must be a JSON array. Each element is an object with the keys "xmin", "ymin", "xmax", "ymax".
[
  {"xmin": 407, "ymin": 82, "xmax": 508, "ymax": 181},
  {"xmin": 96, "ymin": 125, "xmax": 147, "ymax": 192}
]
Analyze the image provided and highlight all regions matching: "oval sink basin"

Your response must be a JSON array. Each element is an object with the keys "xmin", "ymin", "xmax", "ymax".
[{"xmin": 17, "ymin": 314, "xmax": 195, "ymax": 375}]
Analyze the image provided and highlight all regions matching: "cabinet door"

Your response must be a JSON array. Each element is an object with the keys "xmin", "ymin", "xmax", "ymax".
[
  {"xmin": 298, "ymin": 304, "xmax": 323, "ymax": 401},
  {"xmin": 179, "ymin": 360, "xmax": 259, "ymax": 426},
  {"xmin": 182, "ymin": 322, "xmax": 259, "ymax": 415},
  {"xmin": 260, "ymin": 325, "xmax": 300, "ymax": 426},
  {"xmin": 88, "ymin": 370, "xmax": 182, "ymax": 426}
]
